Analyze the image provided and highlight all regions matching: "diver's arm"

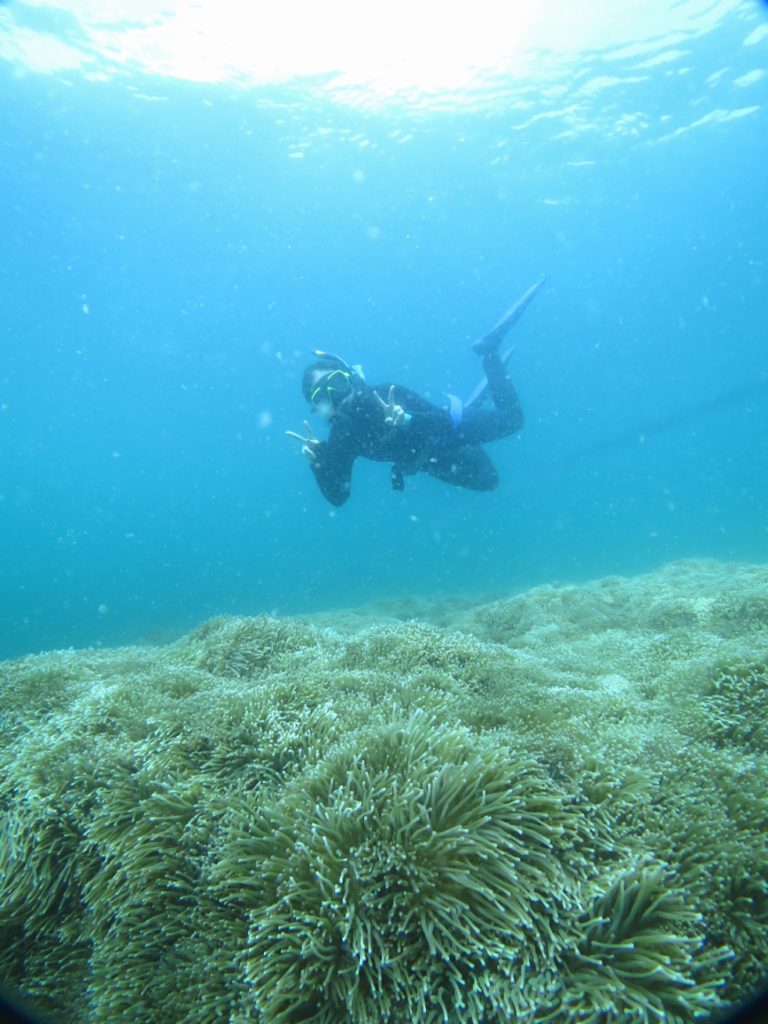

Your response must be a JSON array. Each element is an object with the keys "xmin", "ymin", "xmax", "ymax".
[
  {"xmin": 404, "ymin": 407, "xmax": 454, "ymax": 430},
  {"xmin": 378, "ymin": 385, "xmax": 454, "ymax": 434},
  {"xmin": 309, "ymin": 439, "xmax": 356, "ymax": 507}
]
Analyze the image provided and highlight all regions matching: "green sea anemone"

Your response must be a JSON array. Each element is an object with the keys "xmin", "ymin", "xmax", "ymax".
[
  {"xmin": 546, "ymin": 864, "xmax": 730, "ymax": 1024},
  {"xmin": 216, "ymin": 713, "xmax": 598, "ymax": 1024}
]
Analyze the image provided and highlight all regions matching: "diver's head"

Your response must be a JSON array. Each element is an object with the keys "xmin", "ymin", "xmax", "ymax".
[{"xmin": 302, "ymin": 352, "xmax": 363, "ymax": 417}]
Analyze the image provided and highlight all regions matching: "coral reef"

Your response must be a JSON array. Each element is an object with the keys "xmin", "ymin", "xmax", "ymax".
[{"xmin": 1, "ymin": 559, "xmax": 767, "ymax": 1023}]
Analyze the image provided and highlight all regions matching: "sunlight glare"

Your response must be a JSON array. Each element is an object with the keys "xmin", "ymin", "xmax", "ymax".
[{"xmin": 2, "ymin": 0, "xmax": 749, "ymax": 104}]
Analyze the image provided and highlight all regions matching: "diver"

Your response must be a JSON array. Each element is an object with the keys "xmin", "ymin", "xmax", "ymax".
[{"xmin": 287, "ymin": 279, "xmax": 546, "ymax": 508}]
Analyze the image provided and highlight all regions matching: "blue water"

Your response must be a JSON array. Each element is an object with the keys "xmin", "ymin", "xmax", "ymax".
[{"xmin": 1, "ymin": 1, "xmax": 767, "ymax": 659}]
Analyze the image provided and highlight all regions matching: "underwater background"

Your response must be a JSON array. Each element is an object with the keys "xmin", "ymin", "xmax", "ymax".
[
  {"xmin": 1, "ymin": 0, "xmax": 766, "ymax": 661},
  {"xmin": 2, "ymin": 4, "xmax": 768, "ymax": 1022}
]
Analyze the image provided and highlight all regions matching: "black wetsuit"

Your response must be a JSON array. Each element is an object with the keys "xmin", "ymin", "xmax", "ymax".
[{"xmin": 309, "ymin": 352, "xmax": 523, "ymax": 506}]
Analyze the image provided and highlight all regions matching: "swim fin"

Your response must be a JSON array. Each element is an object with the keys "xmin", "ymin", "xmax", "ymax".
[{"xmin": 464, "ymin": 275, "xmax": 547, "ymax": 410}]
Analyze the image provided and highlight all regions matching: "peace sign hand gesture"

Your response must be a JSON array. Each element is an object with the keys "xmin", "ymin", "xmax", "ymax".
[
  {"xmin": 374, "ymin": 386, "xmax": 409, "ymax": 428},
  {"xmin": 286, "ymin": 421, "xmax": 321, "ymax": 463}
]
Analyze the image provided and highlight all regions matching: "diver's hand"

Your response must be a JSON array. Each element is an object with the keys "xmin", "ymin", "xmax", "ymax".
[
  {"xmin": 374, "ymin": 386, "xmax": 410, "ymax": 427},
  {"xmin": 286, "ymin": 421, "xmax": 321, "ymax": 463}
]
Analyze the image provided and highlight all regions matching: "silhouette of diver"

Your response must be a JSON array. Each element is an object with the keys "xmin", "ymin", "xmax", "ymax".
[{"xmin": 287, "ymin": 279, "xmax": 546, "ymax": 507}]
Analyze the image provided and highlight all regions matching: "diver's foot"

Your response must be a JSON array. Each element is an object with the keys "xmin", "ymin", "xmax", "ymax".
[{"xmin": 471, "ymin": 330, "xmax": 502, "ymax": 356}]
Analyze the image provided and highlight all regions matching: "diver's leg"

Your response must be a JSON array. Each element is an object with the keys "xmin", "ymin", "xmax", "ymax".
[
  {"xmin": 423, "ymin": 446, "xmax": 498, "ymax": 491},
  {"xmin": 482, "ymin": 350, "xmax": 523, "ymax": 428},
  {"xmin": 465, "ymin": 277, "xmax": 545, "ymax": 412},
  {"xmin": 454, "ymin": 354, "xmax": 523, "ymax": 445}
]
